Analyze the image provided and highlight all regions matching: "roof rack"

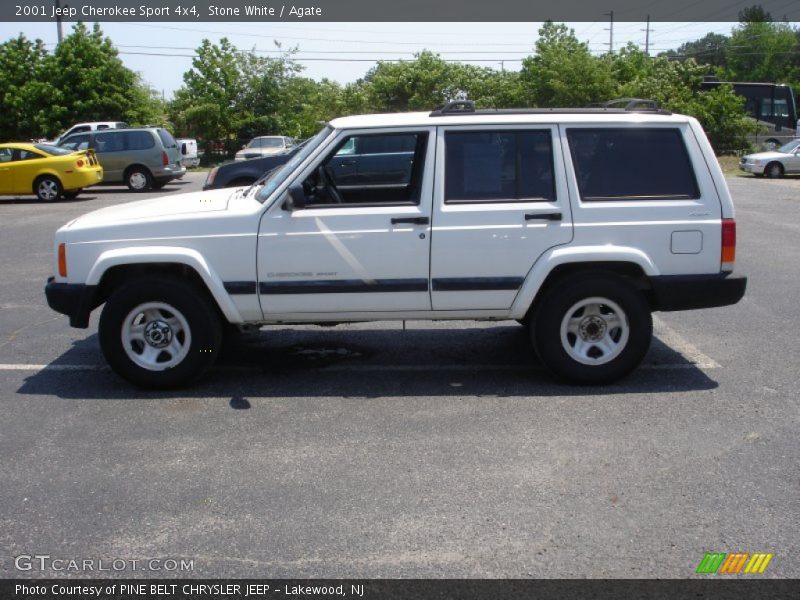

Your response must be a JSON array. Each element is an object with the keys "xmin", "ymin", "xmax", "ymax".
[
  {"xmin": 600, "ymin": 98, "xmax": 661, "ymax": 111},
  {"xmin": 429, "ymin": 98, "xmax": 671, "ymax": 117},
  {"xmin": 430, "ymin": 100, "xmax": 476, "ymax": 116}
]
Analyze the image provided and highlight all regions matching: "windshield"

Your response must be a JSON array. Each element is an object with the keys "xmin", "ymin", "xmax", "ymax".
[
  {"xmin": 34, "ymin": 143, "xmax": 73, "ymax": 155},
  {"xmin": 249, "ymin": 137, "xmax": 284, "ymax": 148},
  {"xmin": 777, "ymin": 139, "xmax": 800, "ymax": 153},
  {"xmin": 255, "ymin": 126, "xmax": 333, "ymax": 203}
]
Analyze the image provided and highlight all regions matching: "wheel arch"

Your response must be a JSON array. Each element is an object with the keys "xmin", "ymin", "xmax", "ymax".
[
  {"xmin": 511, "ymin": 245, "xmax": 659, "ymax": 320},
  {"xmin": 123, "ymin": 163, "xmax": 153, "ymax": 179},
  {"xmin": 32, "ymin": 171, "xmax": 62, "ymax": 189},
  {"xmin": 87, "ymin": 247, "xmax": 243, "ymax": 324}
]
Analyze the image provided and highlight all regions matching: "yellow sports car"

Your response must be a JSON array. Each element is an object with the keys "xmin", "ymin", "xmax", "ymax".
[{"xmin": 0, "ymin": 142, "xmax": 103, "ymax": 201}]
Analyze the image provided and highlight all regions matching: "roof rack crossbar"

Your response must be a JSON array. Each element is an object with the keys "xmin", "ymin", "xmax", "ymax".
[
  {"xmin": 428, "ymin": 98, "xmax": 670, "ymax": 117},
  {"xmin": 430, "ymin": 100, "xmax": 476, "ymax": 116}
]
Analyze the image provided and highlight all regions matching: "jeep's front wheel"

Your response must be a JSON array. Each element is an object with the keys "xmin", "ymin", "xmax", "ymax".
[
  {"xmin": 531, "ymin": 274, "xmax": 652, "ymax": 384},
  {"xmin": 99, "ymin": 277, "xmax": 222, "ymax": 388}
]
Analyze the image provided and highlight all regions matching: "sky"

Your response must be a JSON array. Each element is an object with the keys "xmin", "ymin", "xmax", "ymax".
[{"xmin": 0, "ymin": 20, "xmax": 771, "ymax": 99}]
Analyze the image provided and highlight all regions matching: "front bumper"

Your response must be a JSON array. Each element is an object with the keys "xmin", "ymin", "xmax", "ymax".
[
  {"xmin": 650, "ymin": 274, "xmax": 747, "ymax": 311},
  {"xmin": 739, "ymin": 162, "xmax": 764, "ymax": 174},
  {"xmin": 44, "ymin": 277, "xmax": 98, "ymax": 328}
]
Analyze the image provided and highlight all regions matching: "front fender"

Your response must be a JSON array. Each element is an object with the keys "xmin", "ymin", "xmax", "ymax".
[
  {"xmin": 86, "ymin": 246, "xmax": 243, "ymax": 323},
  {"xmin": 509, "ymin": 245, "xmax": 660, "ymax": 319}
]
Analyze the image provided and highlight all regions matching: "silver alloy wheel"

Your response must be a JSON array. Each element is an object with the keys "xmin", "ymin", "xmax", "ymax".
[
  {"xmin": 767, "ymin": 163, "xmax": 783, "ymax": 178},
  {"xmin": 559, "ymin": 296, "xmax": 630, "ymax": 366},
  {"xmin": 128, "ymin": 171, "xmax": 148, "ymax": 190},
  {"xmin": 121, "ymin": 302, "xmax": 191, "ymax": 371},
  {"xmin": 38, "ymin": 179, "xmax": 59, "ymax": 201}
]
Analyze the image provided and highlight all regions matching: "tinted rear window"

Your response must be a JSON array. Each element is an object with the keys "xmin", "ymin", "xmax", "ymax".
[
  {"xmin": 34, "ymin": 144, "xmax": 72, "ymax": 155},
  {"xmin": 445, "ymin": 130, "xmax": 555, "ymax": 202},
  {"xmin": 157, "ymin": 129, "xmax": 177, "ymax": 148},
  {"xmin": 127, "ymin": 131, "xmax": 156, "ymax": 150},
  {"xmin": 567, "ymin": 128, "xmax": 699, "ymax": 201}
]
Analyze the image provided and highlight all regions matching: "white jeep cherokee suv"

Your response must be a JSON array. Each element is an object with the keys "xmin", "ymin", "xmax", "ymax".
[{"xmin": 45, "ymin": 100, "xmax": 747, "ymax": 388}]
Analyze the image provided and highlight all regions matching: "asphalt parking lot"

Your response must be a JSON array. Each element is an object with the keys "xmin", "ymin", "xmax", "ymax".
[{"xmin": 0, "ymin": 172, "xmax": 798, "ymax": 578}]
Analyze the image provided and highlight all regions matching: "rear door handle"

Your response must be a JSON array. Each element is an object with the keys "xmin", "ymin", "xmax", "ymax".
[
  {"xmin": 391, "ymin": 216, "xmax": 430, "ymax": 225},
  {"xmin": 525, "ymin": 212, "xmax": 562, "ymax": 221},
  {"xmin": 340, "ymin": 160, "xmax": 357, "ymax": 166}
]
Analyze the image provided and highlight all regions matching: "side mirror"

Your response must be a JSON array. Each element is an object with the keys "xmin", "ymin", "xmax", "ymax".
[{"xmin": 284, "ymin": 184, "xmax": 306, "ymax": 211}]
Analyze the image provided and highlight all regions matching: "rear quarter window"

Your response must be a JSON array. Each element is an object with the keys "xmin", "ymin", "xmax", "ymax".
[
  {"xmin": 567, "ymin": 128, "xmax": 700, "ymax": 201},
  {"xmin": 157, "ymin": 129, "xmax": 177, "ymax": 149}
]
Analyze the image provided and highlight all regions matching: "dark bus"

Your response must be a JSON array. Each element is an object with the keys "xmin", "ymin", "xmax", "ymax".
[{"xmin": 701, "ymin": 77, "xmax": 799, "ymax": 149}]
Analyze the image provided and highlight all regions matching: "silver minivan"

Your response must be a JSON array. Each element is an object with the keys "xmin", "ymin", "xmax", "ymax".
[{"xmin": 58, "ymin": 128, "xmax": 186, "ymax": 191}]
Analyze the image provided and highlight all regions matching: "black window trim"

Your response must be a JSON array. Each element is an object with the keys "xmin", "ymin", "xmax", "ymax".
[
  {"xmin": 444, "ymin": 128, "xmax": 557, "ymax": 205},
  {"xmin": 566, "ymin": 126, "xmax": 701, "ymax": 203}
]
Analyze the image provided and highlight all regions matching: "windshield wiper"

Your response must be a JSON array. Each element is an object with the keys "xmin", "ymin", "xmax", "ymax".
[{"xmin": 242, "ymin": 166, "xmax": 281, "ymax": 198}]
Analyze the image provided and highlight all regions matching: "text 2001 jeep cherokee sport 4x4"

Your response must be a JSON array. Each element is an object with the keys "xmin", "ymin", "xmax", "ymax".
[{"xmin": 45, "ymin": 100, "xmax": 747, "ymax": 388}]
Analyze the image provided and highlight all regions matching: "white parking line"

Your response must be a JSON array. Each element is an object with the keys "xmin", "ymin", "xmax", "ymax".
[{"xmin": 651, "ymin": 315, "xmax": 720, "ymax": 369}]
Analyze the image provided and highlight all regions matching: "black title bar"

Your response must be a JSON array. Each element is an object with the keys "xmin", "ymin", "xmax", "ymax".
[
  {"xmin": 3, "ymin": 579, "xmax": 800, "ymax": 600},
  {"xmin": 4, "ymin": 0, "xmax": 800, "ymax": 22}
]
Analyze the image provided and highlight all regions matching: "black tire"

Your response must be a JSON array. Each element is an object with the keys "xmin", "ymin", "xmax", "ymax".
[
  {"xmin": 62, "ymin": 190, "xmax": 81, "ymax": 200},
  {"xmin": 765, "ymin": 162, "xmax": 784, "ymax": 179},
  {"xmin": 530, "ymin": 272, "xmax": 652, "ymax": 384},
  {"xmin": 125, "ymin": 166, "xmax": 153, "ymax": 191},
  {"xmin": 150, "ymin": 180, "xmax": 167, "ymax": 190},
  {"xmin": 34, "ymin": 175, "xmax": 62, "ymax": 202},
  {"xmin": 98, "ymin": 276, "xmax": 223, "ymax": 388}
]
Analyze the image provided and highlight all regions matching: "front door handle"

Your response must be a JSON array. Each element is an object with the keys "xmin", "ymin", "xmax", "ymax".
[
  {"xmin": 391, "ymin": 216, "xmax": 430, "ymax": 225},
  {"xmin": 525, "ymin": 212, "xmax": 562, "ymax": 221}
]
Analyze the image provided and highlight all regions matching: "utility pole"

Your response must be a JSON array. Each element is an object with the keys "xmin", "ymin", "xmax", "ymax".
[
  {"xmin": 642, "ymin": 15, "xmax": 652, "ymax": 56},
  {"xmin": 55, "ymin": 0, "xmax": 64, "ymax": 44},
  {"xmin": 603, "ymin": 10, "xmax": 614, "ymax": 54}
]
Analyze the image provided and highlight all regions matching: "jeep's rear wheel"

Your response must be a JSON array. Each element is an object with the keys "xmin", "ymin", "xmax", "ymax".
[
  {"xmin": 99, "ymin": 277, "xmax": 222, "ymax": 388},
  {"xmin": 531, "ymin": 274, "xmax": 652, "ymax": 384}
]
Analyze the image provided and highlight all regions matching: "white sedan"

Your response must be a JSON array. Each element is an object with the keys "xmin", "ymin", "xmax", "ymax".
[{"xmin": 740, "ymin": 139, "xmax": 800, "ymax": 178}]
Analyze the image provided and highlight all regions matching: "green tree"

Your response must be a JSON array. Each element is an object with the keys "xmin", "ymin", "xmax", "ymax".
[
  {"xmin": 38, "ymin": 23, "xmax": 156, "ymax": 137},
  {"xmin": 723, "ymin": 19, "xmax": 797, "ymax": 83},
  {"xmin": 659, "ymin": 33, "xmax": 730, "ymax": 69},
  {"xmin": 520, "ymin": 21, "xmax": 615, "ymax": 107},
  {"xmin": 0, "ymin": 34, "xmax": 48, "ymax": 139},
  {"xmin": 170, "ymin": 39, "xmax": 306, "ymax": 154}
]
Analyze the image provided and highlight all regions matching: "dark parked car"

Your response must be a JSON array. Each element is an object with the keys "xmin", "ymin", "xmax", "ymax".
[
  {"xmin": 203, "ymin": 145, "xmax": 303, "ymax": 190},
  {"xmin": 202, "ymin": 135, "xmax": 417, "ymax": 192}
]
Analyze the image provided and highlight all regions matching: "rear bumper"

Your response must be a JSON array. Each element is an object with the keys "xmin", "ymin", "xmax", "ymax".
[
  {"xmin": 44, "ymin": 277, "xmax": 98, "ymax": 328},
  {"xmin": 650, "ymin": 274, "xmax": 747, "ymax": 311}
]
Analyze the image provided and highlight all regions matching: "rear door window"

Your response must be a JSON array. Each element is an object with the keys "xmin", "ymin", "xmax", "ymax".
[
  {"xmin": 445, "ymin": 130, "xmax": 555, "ymax": 203},
  {"xmin": 566, "ymin": 128, "xmax": 700, "ymax": 201},
  {"xmin": 127, "ymin": 131, "xmax": 156, "ymax": 151},
  {"xmin": 94, "ymin": 131, "xmax": 126, "ymax": 152}
]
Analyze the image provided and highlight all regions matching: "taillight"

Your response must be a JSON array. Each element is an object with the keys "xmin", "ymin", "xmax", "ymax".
[
  {"xmin": 58, "ymin": 243, "xmax": 67, "ymax": 277},
  {"xmin": 162, "ymin": 151, "xmax": 169, "ymax": 166},
  {"xmin": 721, "ymin": 218, "xmax": 736, "ymax": 272},
  {"xmin": 76, "ymin": 159, "xmax": 84, "ymax": 168}
]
